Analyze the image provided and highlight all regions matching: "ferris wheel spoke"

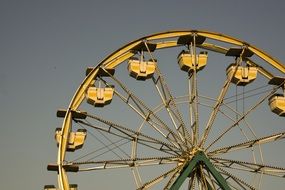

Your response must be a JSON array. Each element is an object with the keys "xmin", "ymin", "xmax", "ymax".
[
  {"xmin": 199, "ymin": 100, "xmax": 253, "ymax": 143},
  {"xmin": 115, "ymin": 89, "xmax": 185, "ymax": 150},
  {"xmin": 204, "ymin": 169, "xmax": 218, "ymax": 190},
  {"xmin": 153, "ymin": 98, "xmax": 193, "ymax": 150},
  {"xmin": 132, "ymin": 167, "xmax": 143, "ymax": 188},
  {"xmin": 70, "ymin": 138, "xmax": 130, "ymax": 163},
  {"xmin": 84, "ymin": 112, "xmax": 180, "ymax": 152},
  {"xmin": 71, "ymin": 118, "xmax": 131, "ymax": 162},
  {"xmin": 198, "ymin": 165, "xmax": 209, "ymax": 189},
  {"xmin": 215, "ymin": 166, "xmax": 257, "ymax": 190},
  {"xmin": 99, "ymin": 69, "xmax": 187, "ymax": 150},
  {"xmin": 215, "ymin": 95, "xmax": 265, "ymax": 164},
  {"xmin": 205, "ymin": 85, "xmax": 281, "ymax": 151},
  {"xmin": 213, "ymin": 108, "xmax": 260, "ymax": 164},
  {"xmin": 76, "ymin": 119, "xmax": 133, "ymax": 146},
  {"xmin": 143, "ymin": 41, "xmax": 192, "ymax": 146},
  {"xmin": 137, "ymin": 165, "xmax": 179, "ymax": 190},
  {"xmin": 187, "ymin": 37, "xmax": 202, "ymax": 147},
  {"xmin": 208, "ymin": 131, "xmax": 285, "ymax": 156},
  {"xmin": 73, "ymin": 120, "xmax": 178, "ymax": 163},
  {"xmin": 72, "ymin": 156, "xmax": 179, "ymax": 172},
  {"xmin": 188, "ymin": 172, "xmax": 196, "ymax": 190},
  {"xmin": 203, "ymin": 164, "xmax": 251, "ymax": 190},
  {"xmin": 224, "ymin": 88, "xmax": 274, "ymax": 105},
  {"xmin": 220, "ymin": 98, "xmax": 261, "ymax": 139},
  {"xmin": 151, "ymin": 71, "xmax": 192, "ymax": 147},
  {"xmin": 204, "ymin": 177, "xmax": 219, "ymax": 190},
  {"xmin": 212, "ymin": 157, "xmax": 285, "ymax": 178},
  {"xmin": 199, "ymin": 56, "xmax": 243, "ymax": 148},
  {"xmin": 163, "ymin": 164, "xmax": 184, "ymax": 189},
  {"xmin": 76, "ymin": 119, "xmax": 181, "ymax": 157}
]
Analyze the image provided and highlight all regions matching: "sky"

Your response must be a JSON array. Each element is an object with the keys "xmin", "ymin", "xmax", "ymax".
[{"xmin": 1, "ymin": 0, "xmax": 285, "ymax": 190}]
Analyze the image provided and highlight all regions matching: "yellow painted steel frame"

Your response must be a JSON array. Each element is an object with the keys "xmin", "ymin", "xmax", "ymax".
[{"xmin": 56, "ymin": 30, "xmax": 285, "ymax": 190}]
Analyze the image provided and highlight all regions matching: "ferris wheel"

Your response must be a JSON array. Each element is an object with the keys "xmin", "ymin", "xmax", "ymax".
[{"xmin": 45, "ymin": 30, "xmax": 285, "ymax": 190}]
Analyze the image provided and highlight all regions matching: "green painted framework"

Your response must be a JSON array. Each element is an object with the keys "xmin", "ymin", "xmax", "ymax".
[{"xmin": 170, "ymin": 151, "xmax": 231, "ymax": 190}]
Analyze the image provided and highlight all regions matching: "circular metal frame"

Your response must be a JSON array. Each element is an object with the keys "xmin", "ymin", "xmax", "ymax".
[{"xmin": 55, "ymin": 30, "xmax": 285, "ymax": 190}]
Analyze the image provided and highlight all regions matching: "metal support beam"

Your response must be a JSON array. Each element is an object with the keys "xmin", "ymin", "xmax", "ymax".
[{"xmin": 170, "ymin": 151, "xmax": 231, "ymax": 190}]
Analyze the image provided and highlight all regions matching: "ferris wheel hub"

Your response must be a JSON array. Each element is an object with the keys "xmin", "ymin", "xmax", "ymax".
[{"xmin": 189, "ymin": 147, "xmax": 203, "ymax": 156}]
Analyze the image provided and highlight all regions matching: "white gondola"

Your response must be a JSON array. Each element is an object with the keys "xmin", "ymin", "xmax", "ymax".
[
  {"xmin": 128, "ymin": 57, "xmax": 156, "ymax": 80},
  {"xmin": 177, "ymin": 51, "xmax": 208, "ymax": 73},
  {"xmin": 86, "ymin": 86, "xmax": 114, "ymax": 107},
  {"xmin": 226, "ymin": 64, "xmax": 257, "ymax": 86},
  {"xmin": 55, "ymin": 128, "xmax": 87, "ymax": 152}
]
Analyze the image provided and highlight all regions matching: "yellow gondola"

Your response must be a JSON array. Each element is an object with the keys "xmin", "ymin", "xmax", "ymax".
[
  {"xmin": 86, "ymin": 86, "xmax": 114, "ymax": 107},
  {"xmin": 268, "ymin": 77, "xmax": 285, "ymax": 116},
  {"xmin": 177, "ymin": 51, "xmax": 208, "ymax": 73},
  {"xmin": 226, "ymin": 65, "xmax": 257, "ymax": 86},
  {"xmin": 128, "ymin": 57, "xmax": 156, "ymax": 80},
  {"xmin": 268, "ymin": 94, "xmax": 285, "ymax": 116},
  {"xmin": 55, "ymin": 128, "xmax": 87, "ymax": 152}
]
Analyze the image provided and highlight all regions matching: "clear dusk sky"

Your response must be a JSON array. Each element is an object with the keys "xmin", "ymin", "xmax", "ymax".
[{"xmin": 0, "ymin": 0, "xmax": 285, "ymax": 189}]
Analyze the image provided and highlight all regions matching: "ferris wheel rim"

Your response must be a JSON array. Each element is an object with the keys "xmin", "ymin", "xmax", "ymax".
[{"xmin": 55, "ymin": 29, "xmax": 285, "ymax": 190}]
